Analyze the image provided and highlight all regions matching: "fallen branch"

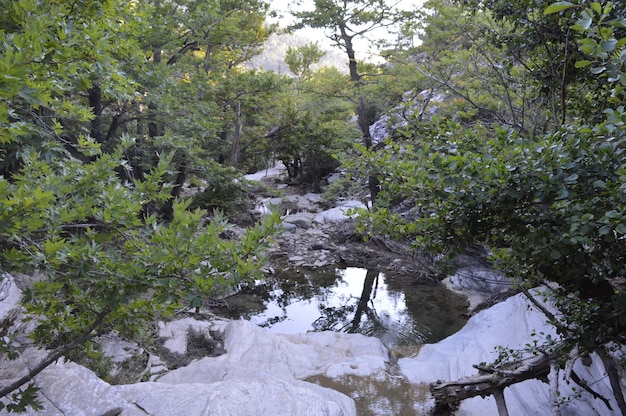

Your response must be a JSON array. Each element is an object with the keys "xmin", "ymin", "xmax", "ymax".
[{"xmin": 430, "ymin": 353, "xmax": 551, "ymax": 406}]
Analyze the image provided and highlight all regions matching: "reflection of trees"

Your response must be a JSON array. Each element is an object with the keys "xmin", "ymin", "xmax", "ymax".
[
  {"xmin": 312, "ymin": 269, "xmax": 385, "ymax": 335},
  {"xmin": 227, "ymin": 266, "xmax": 467, "ymax": 345},
  {"xmin": 349, "ymin": 269, "xmax": 378, "ymax": 332},
  {"xmin": 238, "ymin": 268, "xmax": 343, "ymax": 326}
]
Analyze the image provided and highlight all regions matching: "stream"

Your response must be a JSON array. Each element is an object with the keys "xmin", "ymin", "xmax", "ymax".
[{"xmin": 222, "ymin": 266, "xmax": 468, "ymax": 350}]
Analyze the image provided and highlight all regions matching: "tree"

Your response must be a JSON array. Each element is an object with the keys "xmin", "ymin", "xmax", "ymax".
[
  {"xmin": 290, "ymin": 0, "xmax": 415, "ymax": 201},
  {"xmin": 0, "ymin": 0, "xmax": 282, "ymax": 410},
  {"xmin": 263, "ymin": 65, "xmax": 361, "ymax": 189},
  {"xmin": 285, "ymin": 42, "xmax": 327, "ymax": 80},
  {"xmin": 350, "ymin": 0, "xmax": 626, "ymax": 413}
]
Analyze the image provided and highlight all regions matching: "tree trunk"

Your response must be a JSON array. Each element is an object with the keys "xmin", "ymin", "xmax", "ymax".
[
  {"xmin": 88, "ymin": 84, "xmax": 104, "ymax": 143},
  {"xmin": 350, "ymin": 270, "xmax": 378, "ymax": 331},
  {"xmin": 597, "ymin": 346, "xmax": 626, "ymax": 416},
  {"xmin": 339, "ymin": 24, "xmax": 378, "ymax": 204},
  {"xmin": 229, "ymin": 101, "xmax": 243, "ymax": 167}
]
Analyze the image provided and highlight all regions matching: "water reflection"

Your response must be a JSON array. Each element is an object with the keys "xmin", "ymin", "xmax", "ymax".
[{"xmin": 223, "ymin": 267, "xmax": 467, "ymax": 347}]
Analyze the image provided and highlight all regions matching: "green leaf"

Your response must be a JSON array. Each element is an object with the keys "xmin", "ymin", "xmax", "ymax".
[
  {"xmin": 593, "ymin": 180, "xmax": 607, "ymax": 189},
  {"xmin": 564, "ymin": 173, "xmax": 579, "ymax": 184},
  {"xmin": 590, "ymin": 2, "xmax": 602, "ymax": 15},
  {"xmin": 544, "ymin": 2, "xmax": 574, "ymax": 15},
  {"xmin": 601, "ymin": 39, "xmax": 618, "ymax": 52},
  {"xmin": 590, "ymin": 66, "xmax": 606, "ymax": 74},
  {"xmin": 575, "ymin": 60, "xmax": 592, "ymax": 68}
]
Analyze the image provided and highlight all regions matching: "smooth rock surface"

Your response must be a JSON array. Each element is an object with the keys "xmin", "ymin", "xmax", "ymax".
[
  {"xmin": 399, "ymin": 291, "xmax": 623, "ymax": 415},
  {"xmin": 158, "ymin": 320, "xmax": 389, "ymax": 384},
  {"xmin": 157, "ymin": 317, "xmax": 224, "ymax": 355},
  {"xmin": 0, "ymin": 360, "xmax": 125, "ymax": 416},
  {"xmin": 116, "ymin": 376, "xmax": 355, "ymax": 416}
]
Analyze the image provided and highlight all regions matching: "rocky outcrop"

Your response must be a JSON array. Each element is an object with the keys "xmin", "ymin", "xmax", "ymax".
[
  {"xmin": 157, "ymin": 320, "xmax": 388, "ymax": 384},
  {"xmin": 0, "ymin": 313, "xmax": 388, "ymax": 415},
  {"xmin": 398, "ymin": 291, "xmax": 624, "ymax": 415}
]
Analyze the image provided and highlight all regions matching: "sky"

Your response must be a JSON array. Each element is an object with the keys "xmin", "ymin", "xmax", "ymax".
[{"xmin": 267, "ymin": 0, "xmax": 426, "ymax": 61}]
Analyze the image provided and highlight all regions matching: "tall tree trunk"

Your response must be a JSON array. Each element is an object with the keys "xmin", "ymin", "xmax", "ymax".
[
  {"xmin": 339, "ymin": 24, "xmax": 378, "ymax": 203},
  {"xmin": 229, "ymin": 101, "xmax": 243, "ymax": 166}
]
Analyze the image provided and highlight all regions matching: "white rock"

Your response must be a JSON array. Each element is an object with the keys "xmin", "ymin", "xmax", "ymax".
[
  {"xmin": 244, "ymin": 162, "xmax": 286, "ymax": 181},
  {"xmin": 443, "ymin": 267, "xmax": 511, "ymax": 311},
  {"xmin": 399, "ymin": 291, "xmax": 622, "ymax": 415},
  {"xmin": 98, "ymin": 332, "xmax": 143, "ymax": 363},
  {"xmin": 313, "ymin": 201, "xmax": 366, "ymax": 224},
  {"xmin": 0, "ymin": 274, "xmax": 22, "ymax": 325},
  {"xmin": 0, "ymin": 360, "xmax": 125, "ymax": 416},
  {"xmin": 158, "ymin": 320, "xmax": 388, "ymax": 384},
  {"xmin": 115, "ymin": 376, "xmax": 355, "ymax": 416},
  {"xmin": 157, "ymin": 318, "xmax": 218, "ymax": 355}
]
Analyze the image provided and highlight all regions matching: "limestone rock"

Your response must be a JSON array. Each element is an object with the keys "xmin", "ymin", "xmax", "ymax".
[
  {"xmin": 443, "ymin": 267, "xmax": 511, "ymax": 311},
  {"xmin": 398, "ymin": 292, "xmax": 622, "ymax": 415},
  {"xmin": 313, "ymin": 201, "xmax": 366, "ymax": 224},
  {"xmin": 98, "ymin": 332, "xmax": 144, "ymax": 364},
  {"xmin": 0, "ymin": 360, "xmax": 126, "ymax": 416},
  {"xmin": 283, "ymin": 212, "xmax": 316, "ymax": 229},
  {"xmin": 0, "ymin": 273, "xmax": 23, "ymax": 329},
  {"xmin": 115, "ymin": 376, "xmax": 355, "ymax": 416},
  {"xmin": 157, "ymin": 320, "xmax": 388, "ymax": 385},
  {"xmin": 157, "ymin": 317, "xmax": 225, "ymax": 355}
]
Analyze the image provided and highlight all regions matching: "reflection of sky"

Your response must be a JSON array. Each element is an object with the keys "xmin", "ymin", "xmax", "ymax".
[{"xmin": 248, "ymin": 267, "xmax": 420, "ymax": 346}]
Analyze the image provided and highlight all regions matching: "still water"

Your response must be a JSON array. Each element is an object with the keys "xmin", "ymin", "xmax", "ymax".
[{"xmin": 223, "ymin": 267, "xmax": 468, "ymax": 348}]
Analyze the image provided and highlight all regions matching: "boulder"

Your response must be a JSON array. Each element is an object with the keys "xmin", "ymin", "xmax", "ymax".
[
  {"xmin": 284, "ymin": 194, "xmax": 320, "ymax": 213},
  {"xmin": 116, "ymin": 320, "xmax": 382, "ymax": 415},
  {"xmin": 244, "ymin": 163, "xmax": 286, "ymax": 182},
  {"xmin": 313, "ymin": 201, "xmax": 366, "ymax": 224},
  {"xmin": 283, "ymin": 212, "xmax": 316, "ymax": 229},
  {"xmin": 443, "ymin": 267, "xmax": 511, "ymax": 311},
  {"xmin": 98, "ymin": 332, "xmax": 144, "ymax": 364},
  {"xmin": 157, "ymin": 317, "xmax": 227, "ymax": 355}
]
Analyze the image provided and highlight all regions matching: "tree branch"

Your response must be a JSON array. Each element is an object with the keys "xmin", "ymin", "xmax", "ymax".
[{"xmin": 0, "ymin": 310, "xmax": 109, "ymax": 400}]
